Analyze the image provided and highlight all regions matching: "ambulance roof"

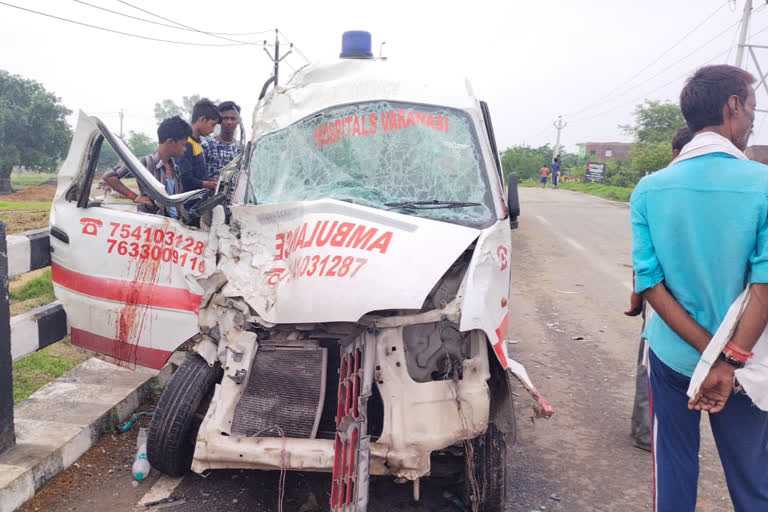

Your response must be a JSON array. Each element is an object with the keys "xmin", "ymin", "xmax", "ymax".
[{"xmin": 251, "ymin": 58, "xmax": 479, "ymax": 138}]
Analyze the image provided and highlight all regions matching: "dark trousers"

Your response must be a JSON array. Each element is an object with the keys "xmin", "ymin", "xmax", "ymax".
[{"xmin": 649, "ymin": 349, "xmax": 768, "ymax": 512}]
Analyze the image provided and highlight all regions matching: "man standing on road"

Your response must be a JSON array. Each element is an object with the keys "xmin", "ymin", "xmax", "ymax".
[
  {"xmin": 202, "ymin": 101, "xmax": 242, "ymax": 179},
  {"xmin": 179, "ymin": 98, "xmax": 220, "ymax": 192},
  {"xmin": 102, "ymin": 116, "xmax": 190, "ymax": 219},
  {"xmin": 630, "ymin": 65, "xmax": 768, "ymax": 511},
  {"xmin": 551, "ymin": 155, "xmax": 560, "ymax": 188},
  {"xmin": 625, "ymin": 125, "xmax": 692, "ymax": 453}
]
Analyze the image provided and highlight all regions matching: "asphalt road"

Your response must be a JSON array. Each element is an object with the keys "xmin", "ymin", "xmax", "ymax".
[{"xmin": 20, "ymin": 188, "xmax": 735, "ymax": 512}]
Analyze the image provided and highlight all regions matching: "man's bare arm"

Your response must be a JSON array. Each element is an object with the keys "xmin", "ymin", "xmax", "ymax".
[
  {"xmin": 729, "ymin": 282, "xmax": 768, "ymax": 353},
  {"xmin": 642, "ymin": 281, "xmax": 711, "ymax": 353},
  {"xmin": 688, "ymin": 283, "xmax": 768, "ymax": 412},
  {"xmin": 103, "ymin": 176, "xmax": 153, "ymax": 207}
]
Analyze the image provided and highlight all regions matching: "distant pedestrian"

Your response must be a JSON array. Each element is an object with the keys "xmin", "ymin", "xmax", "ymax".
[
  {"xmin": 626, "ymin": 125, "xmax": 692, "ymax": 453},
  {"xmin": 630, "ymin": 64, "xmax": 768, "ymax": 511},
  {"xmin": 551, "ymin": 155, "xmax": 561, "ymax": 188},
  {"xmin": 539, "ymin": 165, "xmax": 549, "ymax": 188}
]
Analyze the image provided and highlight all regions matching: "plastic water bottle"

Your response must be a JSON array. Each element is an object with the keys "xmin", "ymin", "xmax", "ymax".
[{"xmin": 132, "ymin": 428, "xmax": 151, "ymax": 481}]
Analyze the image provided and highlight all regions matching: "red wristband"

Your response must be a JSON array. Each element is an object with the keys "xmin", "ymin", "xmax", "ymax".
[{"xmin": 724, "ymin": 341, "xmax": 753, "ymax": 363}]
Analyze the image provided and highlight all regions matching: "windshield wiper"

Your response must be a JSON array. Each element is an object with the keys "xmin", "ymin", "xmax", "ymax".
[{"xmin": 385, "ymin": 200, "xmax": 481, "ymax": 211}]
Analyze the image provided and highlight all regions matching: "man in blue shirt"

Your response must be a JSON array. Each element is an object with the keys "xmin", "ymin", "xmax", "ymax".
[
  {"xmin": 550, "ymin": 155, "xmax": 560, "ymax": 188},
  {"xmin": 631, "ymin": 64, "xmax": 768, "ymax": 511}
]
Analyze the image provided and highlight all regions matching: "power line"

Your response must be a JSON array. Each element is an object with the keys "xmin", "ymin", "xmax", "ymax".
[
  {"xmin": 572, "ymin": 47, "xmax": 732, "ymax": 125},
  {"xmin": 278, "ymin": 30, "xmax": 311, "ymax": 63},
  {"xmin": 71, "ymin": 0, "xmax": 273, "ymax": 37},
  {"xmin": 0, "ymin": 1, "xmax": 262, "ymax": 47},
  {"xmin": 567, "ymin": 1, "xmax": 731, "ymax": 118},
  {"xmin": 116, "ymin": 0, "xmax": 263, "ymax": 47},
  {"xmin": 570, "ymin": 19, "xmax": 742, "ymax": 123}
]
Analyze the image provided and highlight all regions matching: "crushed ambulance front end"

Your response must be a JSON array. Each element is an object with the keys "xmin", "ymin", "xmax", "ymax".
[{"xmin": 189, "ymin": 57, "xmax": 552, "ymax": 486}]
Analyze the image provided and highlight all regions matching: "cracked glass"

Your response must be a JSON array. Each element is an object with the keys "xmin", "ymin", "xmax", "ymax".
[{"xmin": 246, "ymin": 101, "xmax": 494, "ymax": 226}]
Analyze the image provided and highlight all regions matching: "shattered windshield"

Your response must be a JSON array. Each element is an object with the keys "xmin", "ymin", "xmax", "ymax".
[{"xmin": 246, "ymin": 101, "xmax": 494, "ymax": 226}]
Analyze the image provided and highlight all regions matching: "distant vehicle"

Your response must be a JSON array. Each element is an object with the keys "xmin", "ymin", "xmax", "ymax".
[{"xmin": 49, "ymin": 31, "xmax": 551, "ymax": 511}]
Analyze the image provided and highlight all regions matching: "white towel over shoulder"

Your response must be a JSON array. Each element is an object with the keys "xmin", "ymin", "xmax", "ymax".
[{"xmin": 687, "ymin": 287, "xmax": 768, "ymax": 410}]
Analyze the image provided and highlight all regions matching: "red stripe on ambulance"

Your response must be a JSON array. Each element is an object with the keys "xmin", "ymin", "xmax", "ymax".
[{"xmin": 51, "ymin": 262, "xmax": 201, "ymax": 313}]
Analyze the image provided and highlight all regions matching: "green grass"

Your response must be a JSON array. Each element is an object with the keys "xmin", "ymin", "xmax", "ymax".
[
  {"xmin": 11, "ymin": 174, "xmax": 55, "ymax": 187},
  {"xmin": 557, "ymin": 181, "xmax": 634, "ymax": 202},
  {"xmin": 10, "ymin": 268, "xmax": 54, "ymax": 304},
  {"xmin": 0, "ymin": 200, "xmax": 51, "ymax": 210},
  {"xmin": 12, "ymin": 337, "xmax": 87, "ymax": 403}
]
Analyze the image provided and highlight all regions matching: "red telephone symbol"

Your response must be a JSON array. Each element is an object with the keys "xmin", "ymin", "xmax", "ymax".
[{"xmin": 80, "ymin": 217, "xmax": 103, "ymax": 236}]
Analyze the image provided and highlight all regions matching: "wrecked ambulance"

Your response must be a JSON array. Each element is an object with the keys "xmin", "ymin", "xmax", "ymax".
[{"xmin": 49, "ymin": 32, "xmax": 552, "ymax": 511}]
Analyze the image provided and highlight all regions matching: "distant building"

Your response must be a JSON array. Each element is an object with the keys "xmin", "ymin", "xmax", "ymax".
[
  {"xmin": 577, "ymin": 142, "xmax": 632, "ymax": 161},
  {"xmin": 746, "ymin": 145, "xmax": 768, "ymax": 165}
]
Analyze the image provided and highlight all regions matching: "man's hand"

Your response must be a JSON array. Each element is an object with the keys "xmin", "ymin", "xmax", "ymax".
[
  {"xmin": 203, "ymin": 180, "xmax": 217, "ymax": 190},
  {"xmin": 624, "ymin": 292, "xmax": 643, "ymax": 316},
  {"xmin": 134, "ymin": 194, "xmax": 154, "ymax": 208},
  {"xmin": 688, "ymin": 359, "xmax": 735, "ymax": 413}
]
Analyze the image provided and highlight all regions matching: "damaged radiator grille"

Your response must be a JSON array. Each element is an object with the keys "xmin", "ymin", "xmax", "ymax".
[{"xmin": 231, "ymin": 345, "xmax": 327, "ymax": 439}]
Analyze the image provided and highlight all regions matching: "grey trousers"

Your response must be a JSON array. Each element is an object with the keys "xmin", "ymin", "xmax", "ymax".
[{"xmin": 631, "ymin": 336, "xmax": 651, "ymax": 445}]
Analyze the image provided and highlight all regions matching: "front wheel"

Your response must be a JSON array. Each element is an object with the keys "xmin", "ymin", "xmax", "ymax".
[
  {"xmin": 147, "ymin": 352, "xmax": 222, "ymax": 477},
  {"xmin": 464, "ymin": 423, "xmax": 508, "ymax": 512}
]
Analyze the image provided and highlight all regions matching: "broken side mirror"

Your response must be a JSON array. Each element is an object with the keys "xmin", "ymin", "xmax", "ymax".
[{"xmin": 507, "ymin": 172, "xmax": 520, "ymax": 230}]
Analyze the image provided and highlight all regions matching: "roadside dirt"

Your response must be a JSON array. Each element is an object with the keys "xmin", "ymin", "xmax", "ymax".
[
  {"xmin": 5, "ymin": 183, "xmax": 56, "ymax": 202},
  {"xmin": 18, "ymin": 405, "xmax": 161, "ymax": 512},
  {"xmin": 0, "ymin": 183, "xmax": 56, "ymax": 234}
]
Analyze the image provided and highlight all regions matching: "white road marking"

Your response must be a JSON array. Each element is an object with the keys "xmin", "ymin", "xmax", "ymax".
[
  {"xmin": 136, "ymin": 475, "xmax": 184, "ymax": 510},
  {"xmin": 563, "ymin": 236, "xmax": 586, "ymax": 252},
  {"xmin": 531, "ymin": 200, "xmax": 634, "ymax": 292}
]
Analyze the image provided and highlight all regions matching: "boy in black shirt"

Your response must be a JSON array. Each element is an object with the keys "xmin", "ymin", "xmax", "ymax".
[{"xmin": 179, "ymin": 98, "xmax": 220, "ymax": 192}]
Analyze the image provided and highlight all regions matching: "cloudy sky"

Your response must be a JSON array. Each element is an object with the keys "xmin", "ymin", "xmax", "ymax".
[{"xmin": 2, "ymin": 0, "xmax": 767, "ymax": 152}]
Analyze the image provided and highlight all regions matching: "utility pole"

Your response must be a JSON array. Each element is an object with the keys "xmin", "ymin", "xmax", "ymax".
[
  {"xmin": 262, "ymin": 29, "xmax": 292, "ymax": 88},
  {"xmin": 552, "ymin": 115, "xmax": 567, "ymax": 162},
  {"xmin": 118, "ymin": 109, "xmax": 124, "ymax": 138},
  {"xmin": 735, "ymin": 0, "xmax": 753, "ymax": 68}
]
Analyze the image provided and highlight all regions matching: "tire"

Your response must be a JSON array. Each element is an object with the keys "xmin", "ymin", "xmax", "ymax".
[
  {"xmin": 464, "ymin": 423, "xmax": 507, "ymax": 512},
  {"xmin": 148, "ymin": 352, "xmax": 222, "ymax": 477}
]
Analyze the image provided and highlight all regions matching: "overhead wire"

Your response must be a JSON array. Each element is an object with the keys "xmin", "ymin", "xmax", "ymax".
[
  {"xmin": 569, "ymin": 20, "xmax": 768, "ymax": 127},
  {"xmin": 0, "ymin": 1, "xmax": 262, "ymax": 47},
  {"xmin": 567, "ymin": 1, "xmax": 731, "ymax": 118},
  {"xmin": 571, "ymin": 47, "xmax": 732, "ymax": 125},
  {"xmin": 570, "ymin": 18, "xmax": 744, "ymax": 123},
  {"xmin": 278, "ymin": 29, "xmax": 311, "ymax": 64},
  {"xmin": 116, "ymin": 0, "xmax": 266, "ymax": 46},
  {"xmin": 70, "ymin": 0, "xmax": 274, "ymax": 37}
]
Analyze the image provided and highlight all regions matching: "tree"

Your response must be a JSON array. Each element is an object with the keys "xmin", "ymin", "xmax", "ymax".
[
  {"xmin": 621, "ymin": 100, "xmax": 684, "ymax": 144},
  {"xmin": 153, "ymin": 95, "xmax": 220, "ymax": 123},
  {"xmin": 501, "ymin": 144, "xmax": 553, "ymax": 181},
  {"xmin": 96, "ymin": 131, "xmax": 156, "ymax": 172},
  {"xmin": 127, "ymin": 131, "xmax": 155, "ymax": 156},
  {"xmin": 0, "ymin": 70, "xmax": 72, "ymax": 193},
  {"xmin": 613, "ymin": 100, "xmax": 685, "ymax": 186}
]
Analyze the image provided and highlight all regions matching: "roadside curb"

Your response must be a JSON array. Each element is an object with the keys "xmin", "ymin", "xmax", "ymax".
[{"xmin": 0, "ymin": 357, "xmax": 174, "ymax": 512}]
